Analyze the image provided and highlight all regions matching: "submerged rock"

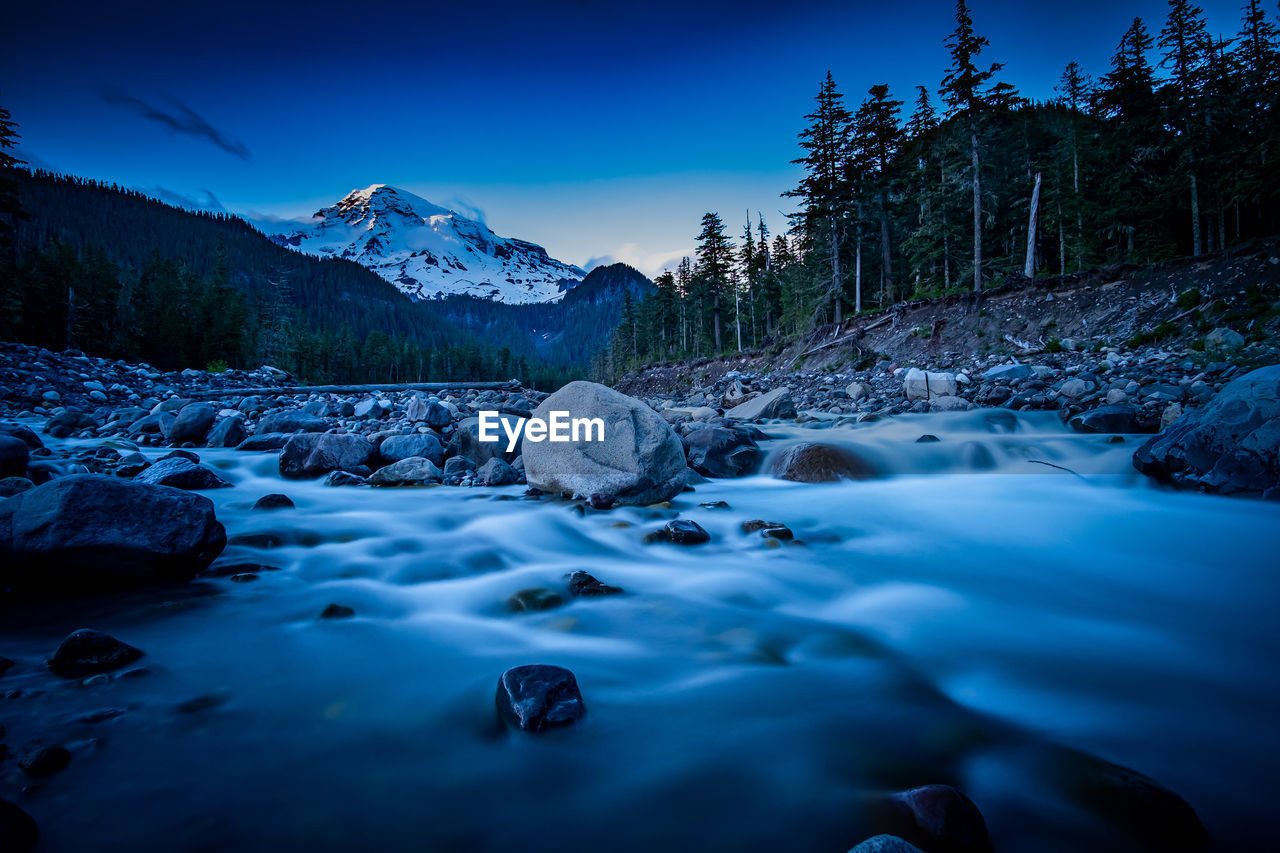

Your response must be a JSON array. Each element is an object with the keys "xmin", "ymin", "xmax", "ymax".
[
  {"xmin": 523, "ymin": 381, "xmax": 687, "ymax": 506},
  {"xmin": 771, "ymin": 442, "xmax": 878, "ymax": 483},
  {"xmin": 0, "ymin": 474, "xmax": 226, "ymax": 590},
  {"xmin": 319, "ymin": 603, "xmax": 355, "ymax": 619},
  {"xmin": 1134, "ymin": 364, "xmax": 1280, "ymax": 497},
  {"xmin": 566, "ymin": 570, "xmax": 624, "ymax": 597},
  {"xmin": 507, "ymin": 587, "xmax": 564, "ymax": 612},
  {"xmin": 48, "ymin": 629, "xmax": 144, "ymax": 677},
  {"xmin": 253, "ymin": 493, "xmax": 295, "ymax": 510},
  {"xmin": 495, "ymin": 664, "xmax": 586, "ymax": 733}
]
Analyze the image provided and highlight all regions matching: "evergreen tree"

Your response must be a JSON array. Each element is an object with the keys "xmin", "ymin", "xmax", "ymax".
[
  {"xmin": 694, "ymin": 212, "xmax": 734, "ymax": 352},
  {"xmin": 787, "ymin": 71, "xmax": 854, "ymax": 322},
  {"xmin": 939, "ymin": 0, "xmax": 1003, "ymax": 291}
]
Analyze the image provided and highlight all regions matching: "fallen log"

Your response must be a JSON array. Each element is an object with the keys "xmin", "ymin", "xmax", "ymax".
[{"xmin": 186, "ymin": 380, "xmax": 522, "ymax": 399}]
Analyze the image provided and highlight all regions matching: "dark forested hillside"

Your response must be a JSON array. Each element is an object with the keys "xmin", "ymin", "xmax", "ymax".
[
  {"xmin": 597, "ymin": 0, "xmax": 1280, "ymax": 380},
  {"xmin": 438, "ymin": 262, "xmax": 653, "ymax": 365},
  {"xmin": 0, "ymin": 170, "xmax": 579, "ymax": 387}
]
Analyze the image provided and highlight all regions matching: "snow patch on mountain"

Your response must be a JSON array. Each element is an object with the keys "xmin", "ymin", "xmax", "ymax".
[{"xmin": 265, "ymin": 184, "xmax": 584, "ymax": 304}]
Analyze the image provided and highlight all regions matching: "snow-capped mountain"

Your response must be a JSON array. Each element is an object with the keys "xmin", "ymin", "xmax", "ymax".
[{"xmin": 265, "ymin": 184, "xmax": 584, "ymax": 304}]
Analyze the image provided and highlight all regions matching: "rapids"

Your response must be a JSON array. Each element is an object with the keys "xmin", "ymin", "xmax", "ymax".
[{"xmin": 2, "ymin": 409, "xmax": 1277, "ymax": 851}]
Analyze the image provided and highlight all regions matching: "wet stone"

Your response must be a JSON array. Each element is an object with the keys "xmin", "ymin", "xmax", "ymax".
[
  {"xmin": 507, "ymin": 588, "xmax": 564, "ymax": 612},
  {"xmin": 48, "ymin": 630, "xmax": 144, "ymax": 678},
  {"xmin": 253, "ymin": 493, "xmax": 295, "ymax": 510},
  {"xmin": 658, "ymin": 519, "xmax": 710, "ymax": 545},
  {"xmin": 18, "ymin": 745, "xmax": 71, "ymax": 777},
  {"xmin": 495, "ymin": 664, "xmax": 586, "ymax": 733},
  {"xmin": 319, "ymin": 603, "xmax": 355, "ymax": 619},
  {"xmin": 566, "ymin": 571, "xmax": 624, "ymax": 597}
]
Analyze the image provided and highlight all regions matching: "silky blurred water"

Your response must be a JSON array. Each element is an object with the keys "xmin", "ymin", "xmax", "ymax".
[{"xmin": 3, "ymin": 410, "xmax": 1277, "ymax": 851}]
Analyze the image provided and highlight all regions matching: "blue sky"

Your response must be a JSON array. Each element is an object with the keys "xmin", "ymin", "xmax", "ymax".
[{"xmin": 3, "ymin": 0, "xmax": 1247, "ymax": 274}]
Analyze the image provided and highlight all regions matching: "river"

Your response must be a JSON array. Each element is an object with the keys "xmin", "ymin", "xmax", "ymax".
[{"xmin": 3, "ymin": 409, "xmax": 1277, "ymax": 851}]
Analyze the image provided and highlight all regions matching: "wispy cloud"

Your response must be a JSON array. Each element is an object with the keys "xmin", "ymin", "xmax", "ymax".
[
  {"xmin": 587, "ymin": 242, "xmax": 694, "ymax": 276},
  {"xmin": 101, "ymin": 88, "xmax": 251, "ymax": 160},
  {"xmin": 443, "ymin": 195, "xmax": 486, "ymax": 224},
  {"xmin": 141, "ymin": 186, "xmax": 226, "ymax": 212}
]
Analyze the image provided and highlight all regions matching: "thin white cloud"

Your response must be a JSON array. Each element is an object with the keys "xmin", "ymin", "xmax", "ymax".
[{"xmin": 588, "ymin": 242, "xmax": 694, "ymax": 277}]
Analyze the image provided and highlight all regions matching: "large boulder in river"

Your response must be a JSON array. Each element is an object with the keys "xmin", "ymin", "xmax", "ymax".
[
  {"xmin": 133, "ymin": 456, "xmax": 231, "ymax": 490},
  {"xmin": 771, "ymin": 442, "xmax": 878, "ymax": 483},
  {"xmin": 168, "ymin": 402, "xmax": 216, "ymax": 445},
  {"xmin": 379, "ymin": 432, "xmax": 444, "ymax": 467},
  {"xmin": 682, "ymin": 427, "xmax": 761, "ymax": 478},
  {"xmin": 206, "ymin": 415, "xmax": 248, "ymax": 448},
  {"xmin": 903, "ymin": 368, "xmax": 958, "ymax": 401},
  {"xmin": 279, "ymin": 433, "xmax": 374, "ymax": 479},
  {"xmin": 0, "ymin": 474, "xmax": 226, "ymax": 590},
  {"xmin": 1069, "ymin": 403, "xmax": 1152, "ymax": 434},
  {"xmin": 522, "ymin": 381, "xmax": 686, "ymax": 506},
  {"xmin": 726, "ymin": 386, "xmax": 797, "ymax": 420},
  {"xmin": 1133, "ymin": 364, "xmax": 1280, "ymax": 497}
]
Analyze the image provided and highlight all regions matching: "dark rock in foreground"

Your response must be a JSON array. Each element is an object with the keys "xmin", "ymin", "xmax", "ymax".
[
  {"xmin": 847, "ymin": 837, "xmax": 927, "ymax": 853},
  {"xmin": 48, "ymin": 629, "xmax": 144, "ymax": 677},
  {"xmin": 0, "ymin": 474, "xmax": 226, "ymax": 590},
  {"xmin": 1134, "ymin": 364, "xmax": 1280, "ymax": 497},
  {"xmin": 0, "ymin": 798, "xmax": 39, "ymax": 853},
  {"xmin": 495, "ymin": 664, "xmax": 586, "ymax": 733},
  {"xmin": 870, "ymin": 784, "xmax": 993, "ymax": 853}
]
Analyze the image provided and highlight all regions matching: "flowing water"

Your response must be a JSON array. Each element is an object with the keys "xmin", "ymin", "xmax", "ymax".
[{"xmin": 3, "ymin": 410, "xmax": 1278, "ymax": 851}]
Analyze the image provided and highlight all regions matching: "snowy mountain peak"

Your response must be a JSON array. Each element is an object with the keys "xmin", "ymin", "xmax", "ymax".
[{"xmin": 269, "ymin": 184, "xmax": 584, "ymax": 304}]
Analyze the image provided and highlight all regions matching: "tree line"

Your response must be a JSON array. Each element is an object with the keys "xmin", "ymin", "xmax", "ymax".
[{"xmin": 597, "ymin": 0, "xmax": 1280, "ymax": 379}]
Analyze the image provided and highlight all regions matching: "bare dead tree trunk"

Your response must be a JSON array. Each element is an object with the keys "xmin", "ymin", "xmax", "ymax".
[
  {"xmin": 1024, "ymin": 172, "xmax": 1042, "ymax": 277},
  {"xmin": 971, "ymin": 128, "xmax": 982, "ymax": 292},
  {"xmin": 1190, "ymin": 172, "xmax": 1202, "ymax": 256}
]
